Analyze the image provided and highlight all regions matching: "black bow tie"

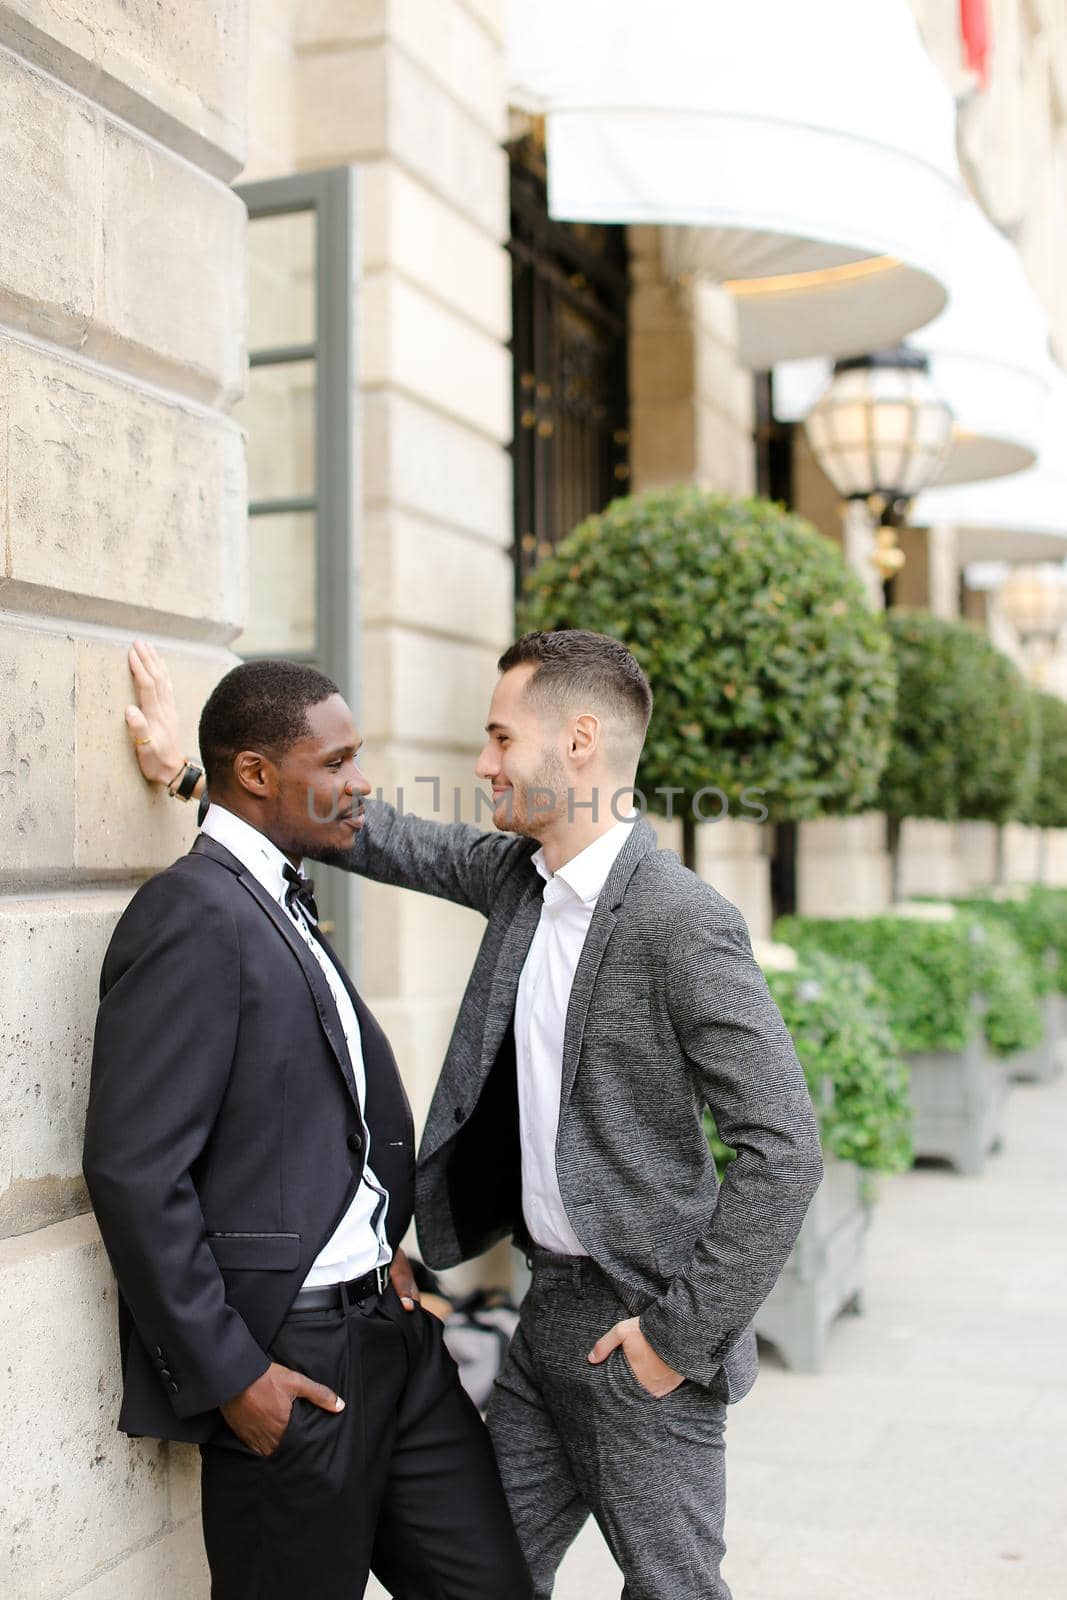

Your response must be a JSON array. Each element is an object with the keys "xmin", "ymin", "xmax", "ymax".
[{"xmin": 283, "ymin": 863, "xmax": 320, "ymax": 925}]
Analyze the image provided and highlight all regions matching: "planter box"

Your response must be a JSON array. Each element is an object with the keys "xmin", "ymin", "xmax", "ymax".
[
  {"xmin": 754, "ymin": 1155, "xmax": 870, "ymax": 1374},
  {"xmin": 906, "ymin": 1028, "xmax": 1011, "ymax": 1176},
  {"xmin": 1008, "ymin": 992, "xmax": 1067, "ymax": 1085}
]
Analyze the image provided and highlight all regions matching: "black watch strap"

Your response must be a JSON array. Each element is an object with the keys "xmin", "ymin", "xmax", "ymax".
[{"xmin": 175, "ymin": 761, "xmax": 203, "ymax": 802}]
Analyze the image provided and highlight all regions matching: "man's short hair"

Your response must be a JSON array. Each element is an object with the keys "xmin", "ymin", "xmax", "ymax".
[
  {"xmin": 198, "ymin": 659, "xmax": 341, "ymax": 790},
  {"xmin": 497, "ymin": 630, "xmax": 653, "ymax": 745}
]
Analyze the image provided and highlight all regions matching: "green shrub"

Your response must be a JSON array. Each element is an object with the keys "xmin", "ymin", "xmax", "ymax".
[
  {"xmin": 518, "ymin": 487, "xmax": 897, "ymax": 822},
  {"xmin": 1032, "ymin": 888, "xmax": 1067, "ymax": 993},
  {"xmin": 1023, "ymin": 691, "xmax": 1067, "ymax": 829},
  {"xmin": 707, "ymin": 950, "xmax": 912, "ymax": 1178},
  {"xmin": 878, "ymin": 610, "xmax": 1037, "ymax": 824},
  {"xmin": 950, "ymin": 887, "xmax": 1067, "ymax": 998},
  {"xmin": 774, "ymin": 911, "xmax": 1041, "ymax": 1058}
]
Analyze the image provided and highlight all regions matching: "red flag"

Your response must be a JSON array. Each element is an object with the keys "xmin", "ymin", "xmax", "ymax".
[{"xmin": 960, "ymin": 0, "xmax": 992, "ymax": 86}]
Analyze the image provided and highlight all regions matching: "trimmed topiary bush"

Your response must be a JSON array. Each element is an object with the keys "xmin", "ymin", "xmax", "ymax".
[
  {"xmin": 878, "ymin": 610, "xmax": 1038, "ymax": 825},
  {"xmin": 775, "ymin": 910, "xmax": 1041, "ymax": 1058},
  {"xmin": 707, "ymin": 949, "xmax": 912, "ymax": 1176},
  {"xmin": 1022, "ymin": 690, "xmax": 1067, "ymax": 830},
  {"xmin": 518, "ymin": 487, "xmax": 897, "ymax": 827}
]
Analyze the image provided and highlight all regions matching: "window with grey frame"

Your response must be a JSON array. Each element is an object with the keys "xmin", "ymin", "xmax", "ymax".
[{"xmin": 233, "ymin": 167, "xmax": 361, "ymax": 966}]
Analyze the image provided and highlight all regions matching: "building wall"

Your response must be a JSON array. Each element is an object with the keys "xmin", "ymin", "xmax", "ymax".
[
  {"xmin": 243, "ymin": 1, "xmax": 515, "ymax": 1233},
  {"xmin": 0, "ymin": 2, "xmax": 249, "ymax": 1594}
]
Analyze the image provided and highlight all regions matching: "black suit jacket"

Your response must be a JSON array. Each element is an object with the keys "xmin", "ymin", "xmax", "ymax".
[{"xmin": 83, "ymin": 834, "xmax": 415, "ymax": 1444}]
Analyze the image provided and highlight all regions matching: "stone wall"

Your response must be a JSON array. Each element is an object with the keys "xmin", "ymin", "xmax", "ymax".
[{"xmin": 0, "ymin": 3, "xmax": 248, "ymax": 1593}]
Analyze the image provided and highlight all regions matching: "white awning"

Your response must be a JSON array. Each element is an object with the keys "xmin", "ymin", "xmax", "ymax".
[
  {"xmin": 507, "ymin": 0, "xmax": 962, "ymax": 366},
  {"xmin": 773, "ymin": 202, "xmax": 1052, "ymax": 486},
  {"xmin": 912, "ymin": 368, "xmax": 1067, "ymax": 561}
]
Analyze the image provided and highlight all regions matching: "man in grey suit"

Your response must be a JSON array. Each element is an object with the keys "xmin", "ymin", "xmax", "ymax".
[{"xmin": 129, "ymin": 628, "xmax": 823, "ymax": 1599}]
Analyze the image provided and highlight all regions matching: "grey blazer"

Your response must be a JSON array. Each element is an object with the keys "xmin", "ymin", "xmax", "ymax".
[{"xmin": 352, "ymin": 802, "xmax": 823, "ymax": 1401}]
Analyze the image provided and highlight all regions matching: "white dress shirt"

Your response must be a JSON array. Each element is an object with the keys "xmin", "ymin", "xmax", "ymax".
[
  {"xmin": 201, "ymin": 805, "xmax": 391, "ymax": 1286},
  {"xmin": 514, "ymin": 816, "xmax": 636, "ymax": 1256}
]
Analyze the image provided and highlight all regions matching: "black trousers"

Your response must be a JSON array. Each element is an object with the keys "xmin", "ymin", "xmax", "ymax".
[{"xmin": 200, "ymin": 1284, "xmax": 532, "ymax": 1598}]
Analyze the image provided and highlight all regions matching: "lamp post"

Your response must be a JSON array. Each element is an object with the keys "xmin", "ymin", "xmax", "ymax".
[{"xmin": 803, "ymin": 347, "xmax": 955, "ymax": 602}]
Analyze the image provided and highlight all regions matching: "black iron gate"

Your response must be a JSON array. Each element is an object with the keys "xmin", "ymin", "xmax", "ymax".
[{"xmin": 509, "ymin": 148, "xmax": 630, "ymax": 596}]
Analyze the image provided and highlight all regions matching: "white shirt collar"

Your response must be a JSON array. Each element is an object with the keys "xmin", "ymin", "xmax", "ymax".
[
  {"xmin": 200, "ymin": 803, "xmax": 296, "ymax": 908},
  {"xmin": 531, "ymin": 815, "xmax": 637, "ymax": 907}
]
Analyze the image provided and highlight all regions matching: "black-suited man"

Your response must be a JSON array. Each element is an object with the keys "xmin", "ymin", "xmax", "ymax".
[{"xmin": 82, "ymin": 660, "xmax": 531, "ymax": 1600}]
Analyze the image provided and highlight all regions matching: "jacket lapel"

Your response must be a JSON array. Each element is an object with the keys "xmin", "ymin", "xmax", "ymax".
[
  {"xmin": 480, "ymin": 880, "xmax": 544, "ymax": 1079},
  {"xmin": 190, "ymin": 834, "xmax": 360, "ymax": 1109},
  {"xmin": 559, "ymin": 819, "xmax": 658, "ymax": 1112}
]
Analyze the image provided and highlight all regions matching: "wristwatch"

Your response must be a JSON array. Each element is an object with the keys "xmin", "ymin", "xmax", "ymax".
[{"xmin": 167, "ymin": 759, "xmax": 204, "ymax": 802}]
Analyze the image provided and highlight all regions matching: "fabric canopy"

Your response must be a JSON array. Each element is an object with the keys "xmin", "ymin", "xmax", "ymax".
[
  {"xmin": 773, "ymin": 202, "xmax": 1052, "ymax": 487},
  {"xmin": 507, "ymin": 0, "xmax": 962, "ymax": 365},
  {"xmin": 912, "ymin": 367, "xmax": 1067, "ymax": 561}
]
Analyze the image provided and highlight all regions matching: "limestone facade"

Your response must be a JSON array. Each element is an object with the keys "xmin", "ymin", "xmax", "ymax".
[
  {"xmin": 0, "ymin": 2, "xmax": 249, "ymax": 1593},
  {"xmin": 4, "ymin": 5, "xmax": 1067, "ymax": 1593}
]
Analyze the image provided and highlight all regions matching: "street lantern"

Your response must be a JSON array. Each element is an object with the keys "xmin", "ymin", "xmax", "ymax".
[
  {"xmin": 996, "ymin": 562, "xmax": 1067, "ymax": 650},
  {"xmin": 803, "ymin": 347, "xmax": 955, "ymax": 584}
]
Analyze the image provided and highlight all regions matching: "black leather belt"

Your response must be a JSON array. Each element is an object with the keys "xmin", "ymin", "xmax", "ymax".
[{"xmin": 290, "ymin": 1264, "xmax": 390, "ymax": 1313}]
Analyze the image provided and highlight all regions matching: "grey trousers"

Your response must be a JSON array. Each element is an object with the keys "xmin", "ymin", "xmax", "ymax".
[{"xmin": 486, "ymin": 1250, "xmax": 731, "ymax": 1600}]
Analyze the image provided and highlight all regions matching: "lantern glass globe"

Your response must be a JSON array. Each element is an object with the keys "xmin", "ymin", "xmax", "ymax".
[{"xmin": 804, "ymin": 347, "xmax": 954, "ymax": 504}]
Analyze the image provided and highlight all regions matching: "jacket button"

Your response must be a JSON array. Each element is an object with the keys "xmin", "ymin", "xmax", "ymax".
[
  {"xmin": 454, "ymin": 1107, "xmax": 464, "ymax": 1124},
  {"xmin": 168, "ymin": 1381, "xmax": 180, "ymax": 1395},
  {"xmin": 160, "ymin": 1369, "xmax": 172, "ymax": 1381},
  {"xmin": 347, "ymin": 1131, "xmax": 363, "ymax": 1154},
  {"xmin": 153, "ymin": 1347, "xmax": 163, "ymax": 1359}
]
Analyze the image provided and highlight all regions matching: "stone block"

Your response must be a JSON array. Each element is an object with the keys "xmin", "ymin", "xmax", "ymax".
[
  {"xmin": 74, "ymin": 1517, "xmax": 209, "ymax": 1600},
  {"xmin": 92, "ymin": 119, "xmax": 247, "ymax": 408},
  {"xmin": 630, "ymin": 398, "xmax": 697, "ymax": 488},
  {"xmin": 294, "ymin": 41, "xmax": 388, "ymax": 168},
  {"xmin": 0, "ymin": 0, "xmax": 248, "ymax": 178},
  {"xmin": 898, "ymin": 819, "xmax": 958, "ymax": 900},
  {"xmin": 361, "ymin": 273, "xmax": 511, "ymax": 443},
  {"xmin": 243, "ymin": 1, "xmax": 296, "ymax": 182},
  {"xmin": 1, "ymin": 338, "xmax": 246, "ymax": 637},
  {"xmin": 362, "ymin": 391, "xmax": 512, "ymax": 547},
  {"xmin": 0, "ymin": 891, "xmax": 130, "ymax": 1239},
  {"xmin": 453, "ymin": 0, "xmax": 505, "ymax": 44},
  {"xmin": 0, "ymin": 49, "xmax": 98, "ymax": 352},
  {"xmin": 0, "ymin": 58, "xmax": 245, "ymax": 405},
  {"xmin": 630, "ymin": 325, "xmax": 695, "ymax": 405},
  {"xmin": 361, "ymin": 877, "xmax": 486, "ymax": 1004},
  {"xmin": 362, "ymin": 510, "xmax": 513, "ymax": 648},
  {"xmin": 387, "ymin": 48, "xmax": 509, "ymax": 239},
  {"xmin": 0, "ymin": 1215, "xmax": 174, "ymax": 1597},
  {"xmin": 298, "ymin": 0, "xmax": 505, "ymax": 139},
  {"xmin": 1041, "ymin": 827, "xmax": 1067, "ymax": 887},
  {"xmin": 695, "ymin": 817, "xmax": 772, "ymax": 936},
  {"xmin": 0, "ymin": 623, "xmax": 77, "ymax": 883},
  {"xmin": 368, "ymin": 995, "xmax": 472, "ymax": 1139},
  {"xmin": 797, "ymin": 814, "xmax": 892, "ymax": 917},
  {"xmin": 361, "ymin": 625, "xmax": 500, "ymax": 750},
  {"xmin": 73, "ymin": 639, "xmax": 235, "ymax": 878},
  {"xmin": 1001, "ymin": 822, "xmax": 1041, "ymax": 885},
  {"xmin": 360, "ymin": 162, "xmax": 510, "ymax": 341},
  {"xmin": 953, "ymin": 821, "xmax": 998, "ymax": 893}
]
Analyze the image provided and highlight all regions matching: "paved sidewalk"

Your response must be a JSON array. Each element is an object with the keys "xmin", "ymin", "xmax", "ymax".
[
  {"xmin": 369, "ymin": 1070, "xmax": 1067, "ymax": 1598},
  {"xmin": 552, "ymin": 1070, "xmax": 1067, "ymax": 1599}
]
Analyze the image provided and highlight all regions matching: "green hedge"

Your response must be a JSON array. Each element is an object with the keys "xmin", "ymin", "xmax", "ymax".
[
  {"xmin": 877, "ymin": 610, "xmax": 1038, "ymax": 824},
  {"xmin": 707, "ymin": 950, "xmax": 912, "ymax": 1177},
  {"xmin": 946, "ymin": 887, "xmax": 1067, "ymax": 997},
  {"xmin": 1023, "ymin": 691, "xmax": 1067, "ymax": 829},
  {"xmin": 517, "ymin": 487, "xmax": 897, "ymax": 822},
  {"xmin": 774, "ymin": 912, "xmax": 1042, "ymax": 1058}
]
